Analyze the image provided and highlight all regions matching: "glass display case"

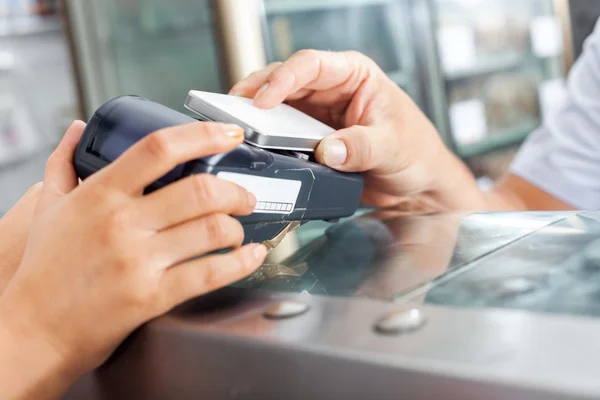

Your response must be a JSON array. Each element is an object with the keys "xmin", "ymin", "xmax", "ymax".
[
  {"xmin": 64, "ymin": 0, "xmax": 225, "ymax": 118},
  {"xmin": 432, "ymin": 0, "xmax": 569, "ymax": 162},
  {"xmin": 233, "ymin": 208, "xmax": 600, "ymax": 322}
]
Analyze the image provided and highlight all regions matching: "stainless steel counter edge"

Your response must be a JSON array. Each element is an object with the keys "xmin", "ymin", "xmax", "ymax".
[{"xmin": 65, "ymin": 288, "xmax": 600, "ymax": 400}]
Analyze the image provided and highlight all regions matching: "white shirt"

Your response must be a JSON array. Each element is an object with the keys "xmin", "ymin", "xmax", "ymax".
[{"xmin": 511, "ymin": 19, "xmax": 600, "ymax": 209}]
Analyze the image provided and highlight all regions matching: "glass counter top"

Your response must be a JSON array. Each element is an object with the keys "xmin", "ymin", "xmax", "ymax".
[
  {"xmin": 237, "ymin": 209, "xmax": 600, "ymax": 319},
  {"xmin": 63, "ymin": 209, "xmax": 600, "ymax": 400}
]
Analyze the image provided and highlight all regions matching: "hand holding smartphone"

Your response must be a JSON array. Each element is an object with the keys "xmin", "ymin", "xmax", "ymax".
[{"xmin": 185, "ymin": 90, "xmax": 335, "ymax": 152}]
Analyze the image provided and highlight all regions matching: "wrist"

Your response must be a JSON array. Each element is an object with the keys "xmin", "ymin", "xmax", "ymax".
[
  {"xmin": 428, "ymin": 149, "xmax": 490, "ymax": 212},
  {"xmin": 0, "ymin": 293, "xmax": 78, "ymax": 399}
]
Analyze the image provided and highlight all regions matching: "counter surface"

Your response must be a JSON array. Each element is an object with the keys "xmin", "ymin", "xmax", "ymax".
[{"xmin": 64, "ymin": 210, "xmax": 600, "ymax": 400}]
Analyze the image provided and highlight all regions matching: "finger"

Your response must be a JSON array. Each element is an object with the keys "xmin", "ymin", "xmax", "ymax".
[
  {"xmin": 228, "ymin": 62, "xmax": 282, "ymax": 98},
  {"xmin": 315, "ymin": 125, "xmax": 393, "ymax": 172},
  {"xmin": 286, "ymin": 97, "xmax": 349, "ymax": 129},
  {"xmin": 92, "ymin": 122, "xmax": 244, "ymax": 195},
  {"xmin": 285, "ymin": 88, "xmax": 315, "ymax": 102},
  {"xmin": 134, "ymin": 174, "xmax": 256, "ymax": 230},
  {"xmin": 151, "ymin": 214, "xmax": 245, "ymax": 266},
  {"xmin": 253, "ymin": 50, "xmax": 378, "ymax": 109},
  {"xmin": 44, "ymin": 120, "xmax": 86, "ymax": 194},
  {"xmin": 38, "ymin": 121, "xmax": 86, "ymax": 212},
  {"xmin": 160, "ymin": 243, "xmax": 267, "ymax": 308}
]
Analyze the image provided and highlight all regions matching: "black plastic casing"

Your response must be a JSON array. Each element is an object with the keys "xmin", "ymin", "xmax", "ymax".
[{"xmin": 74, "ymin": 96, "xmax": 364, "ymax": 244}]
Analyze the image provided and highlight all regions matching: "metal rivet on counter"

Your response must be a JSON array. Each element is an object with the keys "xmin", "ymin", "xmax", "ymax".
[
  {"xmin": 264, "ymin": 301, "xmax": 310, "ymax": 320},
  {"xmin": 375, "ymin": 308, "xmax": 427, "ymax": 336}
]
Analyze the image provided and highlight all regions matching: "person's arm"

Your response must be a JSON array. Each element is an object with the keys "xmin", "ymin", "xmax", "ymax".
[
  {"xmin": 0, "ymin": 121, "xmax": 267, "ymax": 399},
  {"xmin": 0, "ymin": 182, "xmax": 43, "ymax": 294},
  {"xmin": 486, "ymin": 175, "xmax": 574, "ymax": 211},
  {"xmin": 0, "ymin": 311, "xmax": 73, "ymax": 399},
  {"xmin": 231, "ymin": 34, "xmax": 600, "ymax": 213},
  {"xmin": 436, "ymin": 16, "xmax": 600, "ymax": 212},
  {"xmin": 429, "ymin": 161, "xmax": 574, "ymax": 211}
]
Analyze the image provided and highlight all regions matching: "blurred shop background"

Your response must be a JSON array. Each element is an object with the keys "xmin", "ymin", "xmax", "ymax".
[{"xmin": 0, "ymin": 0, "xmax": 596, "ymax": 211}]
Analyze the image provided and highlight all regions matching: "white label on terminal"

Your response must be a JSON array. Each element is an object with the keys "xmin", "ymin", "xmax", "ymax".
[
  {"xmin": 530, "ymin": 16, "xmax": 563, "ymax": 58},
  {"xmin": 438, "ymin": 25, "xmax": 477, "ymax": 72},
  {"xmin": 449, "ymin": 99, "xmax": 488, "ymax": 146},
  {"xmin": 217, "ymin": 172, "xmax": 302, "ymax": 215}
]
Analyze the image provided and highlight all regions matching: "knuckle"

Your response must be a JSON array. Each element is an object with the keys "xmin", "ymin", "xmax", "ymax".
[
  {"xmin": 200, "ymin": 122, "xmax": 230, "ymax": 150},
  {"xmin": 345, "ymin": 50, "xmax": 365, "ymax": 60},
  {"xmin": 296, "ymin": 48, "xmax": 319, "ymax": 60},
  {"xmin": 201, "ymin": 257, "xmax": 221, "ymax": 289},
  {"xmin": 236, "ymin": 248, "xmax": 258, "ymax": 275},
  {"xmin": 26, "ymin": 181, "xmax": 44, "ymax": 197},
  {"xmin": 344, "ymin": 50, "xmax": 372, "ymax": 65},
  {"xmin": 295, "ymin": 49, "xmax": 321, "ymax": 70},
  {"xmin": 109, "ymin": 248, "xmax": 160, "ymax": 310},
  {"xmin": 272, "ymin": 63, "xmax": 297, "ymax": 88},
  {"xmin": 128, "ymin": 282, "xmax": 160, "ymax": 311},
  {"xmin": 44, "ymin": 151, "xmax": 61, "ymax": 173},
  {"xmin": 350, "ymin": 126, "xmax": 374, "ymax": 168},
  {"xmin": 100, "ymin": 207, "xmax": 131, "ymax": 246},
  {"xmin": 205, "ymin": 214, "xmax": 241, "ymax": 248},
  {"xmin": 229, "ymin": 218, "xmax": 245, "ymax": 246},
  {"xmin": 108, "ymin": 247, "xmax": 146, "ymax": 292},
  {"xmin": 236, "ymin": 185, "xmax": 252, "ymax": 209},
  {"xmin": 343, "ymin": 51, "xmax": 379, "ymax": 75},
  {"xmin": 205, "ymin": 214, "xmax": 227, "ymax": 243},
  {"xmin": 243, "ymin": 70, "xmax": 260, "ymax": 81},
  {"xmin": 113, "ymin": 250, "xmax": 142, "ymax": 272},
  {"xmin": 191, "ymin": 174, "xmax": 220, "ymax": 208},
  {"xmin": 106, "ymin": 206, "xmax": 131, "ymax": 229},
  {"xmin": 144, "ymin": 129, "xmax": 172, "ymax": 161},
  {"xmin": 248, "ymin": 63, "xmax": 279, "ymax": 80}
]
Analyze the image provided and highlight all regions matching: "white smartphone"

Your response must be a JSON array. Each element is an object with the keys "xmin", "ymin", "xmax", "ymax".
[{"xmin": 185, "ymin": 90, "xmax": 335, "ymax": 152}]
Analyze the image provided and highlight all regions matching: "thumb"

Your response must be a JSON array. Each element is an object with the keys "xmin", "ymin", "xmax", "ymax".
[
  {"xmin": 315, "ymin": 125, "xmax": 386, "ymax": 172},
  {"xmin": 38, "ymin": 120, "xmax": 86, "ymax": 212}
]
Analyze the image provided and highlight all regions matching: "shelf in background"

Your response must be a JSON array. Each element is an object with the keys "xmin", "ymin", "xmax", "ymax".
[
  {"xmin": 445, "ymin": 52, "xmax": 536, "ymax": 81},
  {"xmin": 457, "ymin": 119, "xmax": 540, "ymax": 159},
  {"xmin": 264, "ymin": 0, "xmax": 394, "ymax": 14}
]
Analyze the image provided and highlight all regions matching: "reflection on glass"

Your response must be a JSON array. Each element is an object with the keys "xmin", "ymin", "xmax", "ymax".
[
  {"xmin": 424, "ymin": 214, "xmax": 600, "ymax": 318},
  {"xmin": 238, "ymin": 209, "xmax": 571, "ymax": 305},
  {"xmin": 235, "ymin": 208, "xmax": 600, "ymax": 320}
]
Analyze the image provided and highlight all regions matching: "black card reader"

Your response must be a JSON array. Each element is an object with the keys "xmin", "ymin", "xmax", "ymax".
[{"xmin": 73, "ymin": 95, "xmax": 364, "ymax": 244}]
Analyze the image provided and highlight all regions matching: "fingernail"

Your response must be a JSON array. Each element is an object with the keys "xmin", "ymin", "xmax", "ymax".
[
  {"xmin": 254, "ymin": 82, "xmax": 270, "ymax": 100},
  {"xmin": 228, "ymin": 88, "xmax": 240, "ymax": 96},
  {"xmin": 253, "ymin": 244, "xmax": 268, "ymax": 261},
  {"xmin": 246, "ymin": 191, "xmax": 257, "ymax": 208},
  {"xmin": 323, "ymin": 138, "xmax": 348, "ymax": 167},
  {"xmin": 222, "ymin": 124, "xmax": 244, "ymax": 139}
]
